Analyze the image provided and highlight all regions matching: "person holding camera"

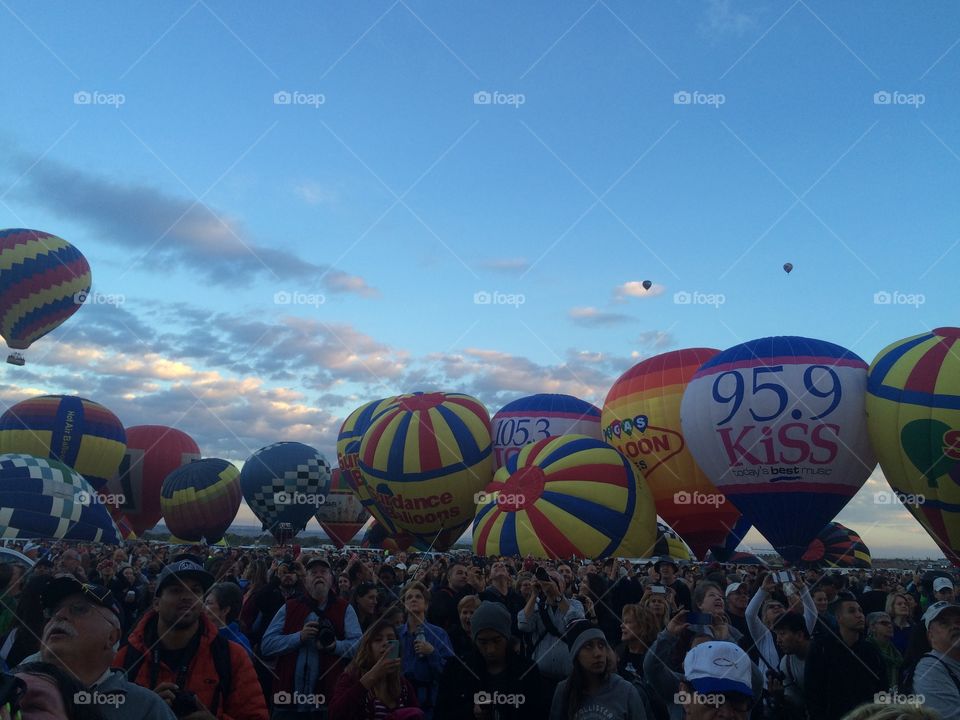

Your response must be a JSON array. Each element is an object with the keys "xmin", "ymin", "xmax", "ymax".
[
  {"xmin": 262, "ymin": 556, "xmax": 362, "ymax": 719},
  {"xmin": 517, "ymin": 567, "xmax": 585, "ymax": 684},
  {"xmin": 116, "ymin": 559, "xmax": 268, "ymax": 720}
]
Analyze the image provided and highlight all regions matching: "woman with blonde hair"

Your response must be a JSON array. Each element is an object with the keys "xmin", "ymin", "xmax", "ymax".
[
  {"xmin": 329, "ymin": 618, "xmax": 422, "ymax": 720},
  {"xmin": 639, "ymin": 585, "xmax": 674, "ymax": 631},
  {"xmin": 885, "ymin": 592, "xmax": 916, "ymax": 655},
  {"xmin": 397, "ymin": 581, "xmax": 452, "ymax": 720}
]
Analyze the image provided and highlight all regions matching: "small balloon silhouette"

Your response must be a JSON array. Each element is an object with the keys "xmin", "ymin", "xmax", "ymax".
[
  {"xmin": 783, "ymin": 263, "xmax": 793, "ymax": 274},
  {"xmin": 642, "ymin": 280, "xmax": 653, "ymax": 290}
]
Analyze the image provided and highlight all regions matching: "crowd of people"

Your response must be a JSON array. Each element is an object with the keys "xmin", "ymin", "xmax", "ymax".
[{"xmin": 0, "ymin": 539, "xmax": 954, "ymax": 719}]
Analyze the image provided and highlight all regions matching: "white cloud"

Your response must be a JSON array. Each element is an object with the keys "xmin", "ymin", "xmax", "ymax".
[
  {"xmin": 614, "ymin": 281, "xmax": 666, "ymax": 301},
  {"xmin": 569, "ymin": 306, "xmax": 633, "ymax": 326}
]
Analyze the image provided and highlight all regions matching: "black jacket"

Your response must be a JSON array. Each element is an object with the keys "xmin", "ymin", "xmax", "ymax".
[
  {"xmin": 803, "ymin": 631, "xmax": 885, "ymax": 720},
  {"xmin": 434, "ymin": 648, "xmax": 548, "ymax": 720}
]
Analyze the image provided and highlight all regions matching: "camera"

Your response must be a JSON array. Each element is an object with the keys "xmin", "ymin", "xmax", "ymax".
[
  {"xmin": 534, "ymin": 566, "xmax": 550, "ymax": 583},
  {"xmin": 315, "ymin": 617, "xmax": 337, "ymax": 650},
  {"xmin": 171, "ymin": 690, "xmax": 199, "ymax": 717}
]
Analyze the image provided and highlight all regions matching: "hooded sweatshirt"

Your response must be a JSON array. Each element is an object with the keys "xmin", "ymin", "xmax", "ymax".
[{"xmin": 549, "ymin": 673, "xmax": 645, "ymax": 720}]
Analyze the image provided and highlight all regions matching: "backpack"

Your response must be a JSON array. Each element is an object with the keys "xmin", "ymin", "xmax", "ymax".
[
  {"xmin": 900, "ymin": 652, "xmax": 960, "ymax": 695},
  {"xmin": 122, "ymin": 634, "xmax": 233, "ymax": 715}
]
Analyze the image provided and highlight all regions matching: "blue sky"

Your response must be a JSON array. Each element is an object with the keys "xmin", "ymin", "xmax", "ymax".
[{"xmin": 1, "ymin": 1, "xmax": 958, "ymax": 556}]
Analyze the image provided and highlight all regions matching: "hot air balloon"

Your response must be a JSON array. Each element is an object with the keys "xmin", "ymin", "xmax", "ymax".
[
  {"xmin": 650, "ymin": 520, "xmax": 693, "ymax": 561},
  {"xmin": 642, "ymin": 280, "xmax": 653, "ymax": 290},
  {"xmin": 783, "ymin": 263, "xmax": 793, "ymax": 274},
  {"xmin": 491, "ymin": 393, "xmax": 601, "ymax": 470},
  {"xmin": 105, "ymin": 425, "xmax": 201, "ymax": 536},
  {"xmin": 0, "ymin": 395, "xmax": 126, "ymax": 492},
  {"xmin": 359, "ymin": 392, "xmax": 492, "ymax": 545},
  {"xmin": 240, "ymin": 442, "xmax": 331, "ymax": 542},
  {"xmin": 711, "ymin": 516, "xmax": 753, "ymax": 562},
  {"xmin": 0, "ymin": 229, "xmax": 92, "ymax": 364},
  {"xmin": 801, "ymin": 522, "xmax": 871, "ymax": 568},
  {"xmin": 0, "ymin": 453, "xmax": 120, "ymax": 543},
  {"xmin": 706, "ymin": 550, "xmax": 768, "ymax": 566},
  {"xmin": 314, "ymin": 468, "xmax": 370, "ymax": 548},
  {"xmin": 680, "ymin": 336, "xmax": 876, "ymax": 563},
  {"xmin": 337, "ymin": 398, "xmax": 398, "ymax": 533},
  {"xmin": 602, "ymin": 349, "xmax": 742, "ymax": 559},
  {"xmin": 161, "ymin": 458, "xmax": 242, "ymax": 544},
  {"xmin": 866, "ymin": 327, "xmax": 960, "ymax": 566},
  {"xmin": 472, "ymin": 434, "xmax": 656, "ymax": 559}
]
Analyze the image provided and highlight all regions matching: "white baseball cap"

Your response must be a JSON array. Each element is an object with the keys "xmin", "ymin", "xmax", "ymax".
[
  {"xmin": 725, "ymin": 582, "xmax": 745, "ymax": 597},
  {"xmin": 683, "ymin": 641, "xmax": 753, "ymax": 697},
  {"xmin": 934, "ymin": 577, "xmax": 955, "ymax": 593},
  {"xmin": 923, "ymin": 601, "xmax": 960, "ymax": 628}
]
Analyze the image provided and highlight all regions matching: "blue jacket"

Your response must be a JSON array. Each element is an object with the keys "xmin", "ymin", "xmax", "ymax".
[{"xmin": 398, "ymin": 621, "xmax": 453, "ymax": 720}]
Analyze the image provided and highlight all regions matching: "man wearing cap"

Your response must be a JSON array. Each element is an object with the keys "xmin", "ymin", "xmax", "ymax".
[
  {"xmin": 655, "ymin": 558, "xmax": 691, "ymax": 612},
  {"xmin": 913, "ymin": 601, "xmax": 960, "ymax": 719},
  {"xmin": 678, "ymin": 641, "xmax": 755, "ymax": 719},
  {"xmin": 724, "ymin": 582, "xmax": 752, "ymax": 650},
  {"xmin": 262, "ymin": 555, "xmax": 362, "ymax": 719},
  {"xmin": 934, "ymin": 577, "xmax": 956, "ymax": 604},
  {"xmin": 434, "ymin": 600, "xmax": 546, "ymax": 719},
  {"xmin": 23, "ymin": 576, "xmax": 175, "ymax": 719},
  {"xmin": 115, "ymin": 559, "xmax": 268, "ymax": 720}
]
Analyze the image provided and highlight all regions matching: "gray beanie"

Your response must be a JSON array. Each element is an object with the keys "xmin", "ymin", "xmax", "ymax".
[
  {"xmin": 568, "ymin": 623, "xmax": 606, "ymax": 661},
  {"xmin": 470, "ymin": 601, "xmax": 512, "ymax": 642}
]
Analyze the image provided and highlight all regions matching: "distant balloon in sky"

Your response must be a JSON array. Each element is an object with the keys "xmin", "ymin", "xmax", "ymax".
[
  {"xmin": 783, "ymin": 263, "xmax": 793, "ymax": 274},
  {"xmin": 0, "ymin": 229, "xmax": 91, "ymax": 353},
  {"xmin": 642, "ymin": 280, "xmax": 653, "ymax": 290}
]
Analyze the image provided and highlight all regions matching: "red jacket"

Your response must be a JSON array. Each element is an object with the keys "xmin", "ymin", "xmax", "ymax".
[
  {"xmin": 328, "ymin": 670, "xmax": 420, "ymax": 720},
  {"xmin": 114, "ymin": 610, "xmax": 268, "ymax": 720}
]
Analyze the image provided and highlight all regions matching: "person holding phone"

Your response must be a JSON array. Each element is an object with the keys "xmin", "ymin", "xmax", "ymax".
[{"xmin": 329, "ymin": 620, "xmax": 422, "ymax": 720}]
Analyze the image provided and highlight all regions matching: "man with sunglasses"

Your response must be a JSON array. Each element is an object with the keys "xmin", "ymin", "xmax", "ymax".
[{"xmin": 24, "ymin": 575, "xmax": 175, "ymax": 719}]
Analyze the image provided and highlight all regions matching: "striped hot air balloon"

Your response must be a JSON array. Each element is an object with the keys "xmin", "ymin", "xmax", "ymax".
[
  {"xmin": 0, "ymin": 453, "xmax": 120, "ymax": 543},
  {"xmin": 314, "ymin": 468, "xmax": 370, "ymax": 548},
  {"xmin": 359, "ymin": 392, "xmax": 493, "ymax": 545},
  {"xmin": 491, "ymin": 393, "xmax": 601, "ymax": 470},
  {"xmin": 0, "ymin": 229, "xmax": 91, "ymax": 352},
  {"xmin": 161, "ymin": 458, "xmax": 242, "ymax": 544},
  {"xmin": 802, "ymin": 522, "xmax": 871, "ymax": 568},
  {"xmin": 0, "ymin": 395, "xmax": 126, "ymax": 492},
  {"xmin": 337, "ymin": 398, "xmax": 397, "ymax": 534},
  {"xmin": 866, "ymin": 327, "xmax": 960, "ymax": 566},
  {"xmin": 472, "ymin": 434, "xmax": 656, "ymax": 559}
]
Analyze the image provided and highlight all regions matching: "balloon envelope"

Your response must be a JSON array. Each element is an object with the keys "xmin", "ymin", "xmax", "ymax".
[
  {"xmin": 0, "ymin": 395, "xmax": 126, "ymax": 491},
  {"xmin": 161, "ymin": 458, "xmax": 242, "ymax": 544},
  {"xmin": 314, "ymin": 468, "xmax": 370, "ymax": 548},
  {"xmin": 491, "ymin": 393, "xmax": 601, "ymax": 470},
  {"xmin": 801, "ymin": 521, "xmax": 871, "ymax": 568},
  {"xmin": 866, "ymin": 327, "xmax": 960, "ymax": 566},
  {"xmin": 0, "ymin": 453, "xmax": 120, "ymax": 543},
  {"xmin": 650, "ymin": 520, "xmax": 693, "ymax": 562},
  {"xmin": 472, "ymin": 435, "xmax": 656, "ymax": 559},
  {"xmin": 783, "ymin": 263, "xmax": 793, "ymax": 274},
  {"xmin": 0, "ymin": 229, "xmax": 91, "ymax": 350},
  {"xmin": 603, "ymin": 349, "xmax": 742, "ymax": 559},
  {"xmin": 240, "ymin": 442, "xmax": 331, "ymax": 541},
  {"xmin": 105, "ymin": 425, "xmax": 200, "ymax": 535},
  {"xmin": 681, "ymin": 336, "xmax": 875, "ymax": 562},
  {"xmin": 642, "ymin": 280, "xmax": 653, "ymax": 290},
  {"xmin": 337, "ymin": 398, "xmax": 398, "ymax": 533}
]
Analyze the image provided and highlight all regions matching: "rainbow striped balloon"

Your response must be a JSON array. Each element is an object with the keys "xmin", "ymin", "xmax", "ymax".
[
  {"xmin": 359, "ymin": 391, "xmax": 492, "ymax": 541},
  {"xmin": 472, "ymin": 434, "xmax": 656, "ymax": 559},
  {"xmin": 337, "ymin": 397, "xmax": 397, "ymax": 534},
  {"xmin": 0, "ymin": 395, "xmax": 126, "ymax": 491},
  {"xmin": 0, "ymin": 229, "xmax": 91, "ymax": 351},
  {"xmin": 161, "ymin": 458, "xmax": 242, "ymax": 544}
]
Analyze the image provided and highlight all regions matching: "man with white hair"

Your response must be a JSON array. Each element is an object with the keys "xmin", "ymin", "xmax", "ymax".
[{"xmin": 913, "ymin": 601, "xmax": 960, "ymax": 719}]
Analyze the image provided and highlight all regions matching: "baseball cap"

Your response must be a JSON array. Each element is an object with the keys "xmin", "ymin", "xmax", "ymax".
[
  {"xmin": 155, "ymin": 559, "xmax": 214, "ymax": 596},
  {"xmin": 725, "ymin": 582, "xmax": 746, "ymax": 597},
  {"xmin": 923, "ymin": 601, "xmax": 960, "ymax": 629},
  {"xmin": 934, "ymin": 577, "xmax": 954, "ymax": 593},
  {"xmin": 42, "ymin": 576, "xmax": 121, "ymax": 618},
  {"xmin": 683, "ymin": 641, "xmax": 753, "ymax": 698},
  {"xmin": 304, "ymin": 556, "xmax": 332, "ymax": 571},
  {"xmin": 655, "ymin": 557, "xmax": 679, "ymax": 571}
]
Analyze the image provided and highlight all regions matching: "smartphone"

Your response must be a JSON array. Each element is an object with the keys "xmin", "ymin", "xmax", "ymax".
[
  {"xmin": 686, "ymin": 612, "xmax": 715, "ymax": 625},
  {"xmin": 534, "ymin": 566, "xmax": 550, "ymax": 583},
  {"xmin": 649, "ymin": 585, "xmax": 667, "ymax": 595},
  {"xmin": 774, "ymin": 571, "xmax": 796, "ymax": 583},
  {"xmin": 387, "ymin": 640, "xmax": 400, "ymax": 659}
]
